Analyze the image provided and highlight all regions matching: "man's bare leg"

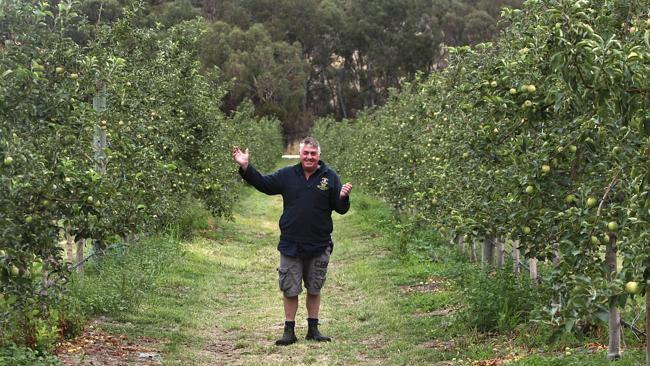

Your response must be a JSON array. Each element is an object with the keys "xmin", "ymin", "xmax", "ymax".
[
  {"xmin": 305, "ymin": 293, "xmax": 331, "ymax": 341},
  {"xmin": 276, "ymin": 296, "xmax": 299, "ymax": 346}
]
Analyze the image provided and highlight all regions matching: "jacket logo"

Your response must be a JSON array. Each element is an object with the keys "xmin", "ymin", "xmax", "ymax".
[{"xmin": 317, "ymin": 177, "xmax": 329, "ymax": 190}]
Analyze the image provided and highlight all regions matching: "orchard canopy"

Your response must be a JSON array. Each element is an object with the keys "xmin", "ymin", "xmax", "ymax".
[
  {"xmin": 314, "ymin": 0, "xmax": 649, "ymax": 332},
  {"xmin": 0, "ymin": 0, "xmax": 280, "ymax": 347}
]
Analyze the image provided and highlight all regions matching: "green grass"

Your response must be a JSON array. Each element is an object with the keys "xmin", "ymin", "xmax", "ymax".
[{"xmin": 67, "ymin": 184, "xmax": 646, "ymax": 365}]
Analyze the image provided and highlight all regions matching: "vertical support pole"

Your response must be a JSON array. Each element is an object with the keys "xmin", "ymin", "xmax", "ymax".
[
  {"xmin": 92, "ymin": 84, "xmax": 107, "ymax": 252},
  {"xmin": 65, "ymin": 226, "xmax": 74, "ymax": 263},
  {"xmin": 75, "ymin": 238, "xmax": 85, "ymax": 273},
  {"xmin": 92, "ymin": 84, "xmax": 107, "ymax": 174},
  {"xmin": 646, "ymin": 283, "xmax": 649, "ymax": 366},
  {"xmin": 606, "ymin": 234, "xmax": 621, "ymax": 361},
  {"xmin": 513, "ymin": 240, "xmax": 521, "ymax": 275},
  {"xmin": 529, "ymin": 258, "xmax": 538, "ymax": 285},
  {"xmin": 469, "ymin": 239, "xmax": 477, "ymax": 263}
]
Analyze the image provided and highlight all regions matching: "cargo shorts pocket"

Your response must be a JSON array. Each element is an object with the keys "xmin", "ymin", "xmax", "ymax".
[
  {"xmin": 306, "ymin": 256, "xmax": 330, "ymax": 294},
  {"xmin": 308, "ymin": 269, "xmax": 327, "ymax": 293},
  {"xmin": 278, "ymin": 267, "xmax": 291, "ymax": 291},
  {"xmin": 278, "ymin": 267, "xmax": 300, "ymax": 296}
]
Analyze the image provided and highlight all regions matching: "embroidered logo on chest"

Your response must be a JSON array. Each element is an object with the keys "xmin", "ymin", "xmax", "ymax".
[{"xmin": 317, "ymin": 177, "xmax": 329, "ymax": 190}]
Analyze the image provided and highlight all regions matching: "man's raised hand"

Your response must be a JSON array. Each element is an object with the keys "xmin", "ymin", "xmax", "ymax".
[
  {"xmin": 340, "ymin": 182, "xmax": 353, "ymax": 199},
  {"xmin": 232, "ymin": 146, "xmax": 249, "ymax": 171}
]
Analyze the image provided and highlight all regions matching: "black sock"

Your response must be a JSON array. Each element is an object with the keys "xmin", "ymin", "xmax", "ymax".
[
  {"xmin": 307, "ymin": 318, "xmax": 318, "ymax": 326},
  {"xmin": 285, "ymin": 321, "xmax": 296, "ymax": 329}
]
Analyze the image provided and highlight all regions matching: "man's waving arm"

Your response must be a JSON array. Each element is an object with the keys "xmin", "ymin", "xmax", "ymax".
[{"xmin": 232, "ymin": 146, "xmax": 282, "ymax": 195}]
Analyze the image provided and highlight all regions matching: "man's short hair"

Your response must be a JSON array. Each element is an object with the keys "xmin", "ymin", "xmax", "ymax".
[{"xmin": 299, "ymin": 137, "xmax": 321, "ymax": 154}]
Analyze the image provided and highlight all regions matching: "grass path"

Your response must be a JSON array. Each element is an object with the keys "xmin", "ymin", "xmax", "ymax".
[
  {"xmin": 87, "ymin": 182, "xmax": 645, "ymax": 366},
  {"xmin": 97, "ymin": 184, "xmax": 455, "ymax": 365}
]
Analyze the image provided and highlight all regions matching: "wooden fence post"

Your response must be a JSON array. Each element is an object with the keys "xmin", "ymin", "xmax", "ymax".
[{"xmin": 482, "ymin": 236, "xmax": 494, "ymax": 266}]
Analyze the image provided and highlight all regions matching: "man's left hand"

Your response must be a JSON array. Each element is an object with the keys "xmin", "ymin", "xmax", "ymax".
[{"xmin": 340, "ymin": 182, "xmax": 353, "ymax": 199}]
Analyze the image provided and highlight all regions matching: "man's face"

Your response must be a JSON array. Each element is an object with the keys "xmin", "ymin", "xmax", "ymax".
[{"xmin": 300, "ymin": 144, "xmax": 320, "ymax": 172}]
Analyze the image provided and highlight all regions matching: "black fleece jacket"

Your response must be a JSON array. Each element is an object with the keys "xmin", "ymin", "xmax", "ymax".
[{"xmin": 239, "ymin": 161, "xmax": 350, "ymax": 255}]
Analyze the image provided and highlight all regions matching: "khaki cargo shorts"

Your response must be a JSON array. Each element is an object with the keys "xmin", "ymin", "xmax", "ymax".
[{"xmin": 277, "ymin": 246, "xmax": 332, "ymax": 297}]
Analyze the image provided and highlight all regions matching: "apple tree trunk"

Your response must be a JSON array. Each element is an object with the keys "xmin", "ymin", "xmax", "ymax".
[
  {"xmin": 482, "ymin": 236, "xmax": 494, "ymax": 266},
  {"xmin": 495, "ymin": 238, "xmax": 505, "ymax": 269},
  {"xmin": 456, "ymin": 233, "xmax": 466, "ymax": 254},
  {"xmin": 552, "ymin": 242, "xmax": 560, "ymax": 267}
]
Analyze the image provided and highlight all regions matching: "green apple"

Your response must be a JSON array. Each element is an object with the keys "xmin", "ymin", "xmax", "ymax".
[
  {"xmin": 490, "ymin": 81, "xmax": 498, "ymax": 88},
  {"xmin": 541, "ymin": 165, "xmax": 550, "ymax": 173},
  {"xmin": 3, "ymin": 156, "xmax": 13, "ymax": 166},
  {"xmin": 590, "ymin": 236, "xmax": 600, "ymax": 245},
  {"xmin": 523, "ymin": 100, "xmax": 533, "ymax": 108},
  {"xmin": 86, "ymin": 196, "xmax": 94, "ymax": 204},
  {"xmin": 0, "ymin": 250, "xmax": 6, "ymax": 257},
  {"xmin": 586, "ymin": 197, "xmax": 597, "ymax": 208},
  {"xmin": 569, "ymin": 145, "xmax": 577, "ymax": 153},
  {"xmin": 565, "ymin": 194, "xmax": 576, "ymax": 203},
  {"xmin": 624, "ymin": 281, "xmax": 640, "ymax": 294},
  {"xmin": 525, "ymin": 185, "xmax": 535, "ymax": 194},
  {"xmin": 55, "ymin": 66, "xmax": 64, "ymax": 73},
  {"xmin": 526, "ymin": 84, "xmax": 536, "ymax": 93},
  {"xmin": 70, "ymin": 73, "xmax": 78, "ymax": 80},
  {"xmin": 509, "ymin": 88, "xmax": 517, "ymax": 95},
  {"xmin": 9, "ymin": 265, "xmax": 19, "ymax": 277},
  {"xmin": 607, "ymin": 221, "xmax": 618, "ymax": 231},
  {"xmin": 523, "ymin": 226, "xmax": 531, "ymax": 235},
  {"xmin": 25, "ymin": 215, "xmax": 33, "ymax": 224}
]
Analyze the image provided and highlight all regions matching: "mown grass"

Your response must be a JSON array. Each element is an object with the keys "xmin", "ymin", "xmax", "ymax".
[{"xmin": 65, "ymin": 181, "xmax": 646, "ymax": 365}]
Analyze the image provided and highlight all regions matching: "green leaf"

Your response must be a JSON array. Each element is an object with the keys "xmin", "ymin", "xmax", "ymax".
[{"xmin": 595, "ymin": 311, "xmax": 609, "ymax": 324}]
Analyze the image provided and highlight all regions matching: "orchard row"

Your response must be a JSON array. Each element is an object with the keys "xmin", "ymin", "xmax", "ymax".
[
  {"xmin": 315, "ymin": 0, "xmax": 648, "ymax": 347},
  {"xmin": 0, "ymin": 1, "xmax": 281, "ymax": 346}
]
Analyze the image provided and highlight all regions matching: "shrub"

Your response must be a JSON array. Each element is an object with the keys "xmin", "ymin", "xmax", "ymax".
[{"xmin": 447, "ymin": 262, "xmax": 551, "ymax": 333}]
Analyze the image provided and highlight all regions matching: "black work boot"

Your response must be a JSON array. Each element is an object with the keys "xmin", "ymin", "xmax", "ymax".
[
  {"xmin": 305, "ymin": 318, "xmax": 331, "ymax": 342},
  {"xmin": 275, "ymin": 321, "xmax": 297, "ymax": 346}
]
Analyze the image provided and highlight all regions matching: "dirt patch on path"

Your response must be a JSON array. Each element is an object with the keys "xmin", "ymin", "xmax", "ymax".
[
  {"xmin": 55, "ymin": 321, "xmax": 162, "ymax": 365},
  {"xmin": 195, "ymin": 330, "xmax": 246, "ymax": 366}
]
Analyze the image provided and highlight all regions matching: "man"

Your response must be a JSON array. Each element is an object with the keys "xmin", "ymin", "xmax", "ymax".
[{"xmin": 232, "ymin": 137, "xmax": 353, "ymax": 346}]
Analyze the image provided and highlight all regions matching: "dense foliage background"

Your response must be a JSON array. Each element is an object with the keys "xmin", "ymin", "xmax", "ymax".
[{"xmin": 70, "ymin": 0, "xmax": 522, "ymax": 142}]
